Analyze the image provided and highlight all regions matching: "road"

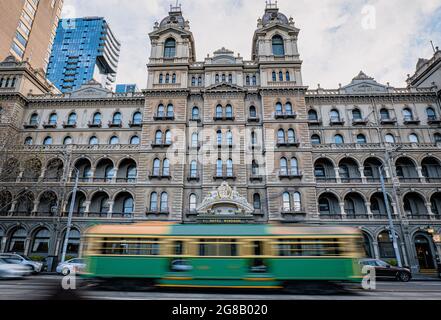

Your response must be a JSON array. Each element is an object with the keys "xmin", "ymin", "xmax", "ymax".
[{"xmin": 0, "ymin": 275, "xmax": 440, "ymax": 300}]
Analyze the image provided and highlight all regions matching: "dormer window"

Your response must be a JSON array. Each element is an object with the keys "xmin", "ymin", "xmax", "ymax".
[
  {"xmin": 164, "ymin": 38, "xmax": 176, "ymax": 58},
  {"xmin": 272, "ymin": 35, "xmax": 285, "ymax": 56}
]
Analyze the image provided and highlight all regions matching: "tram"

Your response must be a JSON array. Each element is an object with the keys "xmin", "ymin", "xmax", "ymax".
[{"xmin": 80, "ymin": 222, "xmax": 365, "ymax": 290}]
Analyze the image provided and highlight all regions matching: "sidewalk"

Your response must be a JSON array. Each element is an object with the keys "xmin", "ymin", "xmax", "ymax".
[{"xmin": 412, "ymin": 274, "xmax": 440, "ymax": 281}]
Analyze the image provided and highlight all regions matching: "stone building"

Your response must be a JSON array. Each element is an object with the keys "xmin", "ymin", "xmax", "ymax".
[{"xmin": 0, "ymin": 4, "xmax": 440, "ymax": 274}]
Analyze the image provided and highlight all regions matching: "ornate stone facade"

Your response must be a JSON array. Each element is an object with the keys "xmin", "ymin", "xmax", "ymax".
[{"xmin": 0, "ymin": 4, "xmax": 440, "ymax": 274}]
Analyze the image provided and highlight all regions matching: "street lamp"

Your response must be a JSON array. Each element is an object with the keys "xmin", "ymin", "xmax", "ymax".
[{"xmin": 60, "ymin": 167, "xmax": 79, "ymax": 263}]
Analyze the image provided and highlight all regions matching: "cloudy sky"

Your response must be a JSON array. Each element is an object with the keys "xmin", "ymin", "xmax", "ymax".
[{"xmin": 62, "ymin": 0, "xmax": 441, "ymax": 89}]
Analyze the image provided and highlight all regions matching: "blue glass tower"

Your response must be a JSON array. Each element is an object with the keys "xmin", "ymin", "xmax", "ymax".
[{"xmin": 46, "ymin": 17, "xmax": 121, "ymax": 93}]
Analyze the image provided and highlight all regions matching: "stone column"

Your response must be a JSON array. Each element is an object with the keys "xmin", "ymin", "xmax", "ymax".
[
  {"xmin": 365, "ymin": 202, "xmax": 373, "ymax": 218},
  {"xmin": 334, "ymin": 167, "xmax": 341, "ymax": 183},
  {"xmin": 84, "ymin": 201, "xmax": 91, "ymax": 217},
  {"xmin": 401, "ymin": 242, "xmax": 409, "ymax": 267},
  {"xmin": 0, "ymin": 237, "xmax": 6, "ymax": 253},
  {"xmin": 391, "ymin": 202, "xmax": 399, "ymax": 217},
  {"xmin": 417, "ymin": 166, "xmax": 425, "ymax": 182},
  {"xmin": 359, "ymin": 166, "xmax": 367, "ymax": 183},
  {"xmin": 107, "ymin": 201, "xmax": 114, "ymax": 218},
  {"xmin": 384, "ymin": 166, "xmax": 391, "ymax": 179},
  {"xmin": 8, "ymin": 201, "xmax": 17, "ymax": 216},
  {"xmin": 24, "ymin": 238, "xmax": 31, "ymax": 256},
  {"xmin": 112, "ymin": 168, "xmax": 119, "ymax": 183},
  {"xmin": 32, "ymin": 201, "xmax": 39, "ymax": 215},
  {"xmin": 16, "ymin": 171, "xmax": 23, "ymax": 183},
  {"xmin": 426, "ymin": 203, "xmax": 434, "ymax": 217},
  {"xmin": 339, "ymin": 202, "xmax": 346, "ymax": 218},
  {"xmin": 39, "ymin": 167, "xmax": 46, "ymax": 182},
  {"xmin": 372, "ymin": 241, "xmax": 380, "ymax": 259}
]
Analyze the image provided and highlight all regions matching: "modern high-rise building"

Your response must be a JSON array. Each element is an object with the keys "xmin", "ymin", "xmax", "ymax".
[
  {"xmin": 116, "ymin": 84, "xmax": 139, "ymax": 93},
  {"xmin": 46, "ymin": 17, "xmax": 121, "ymax": 93},
  {"xmin": 0, "ymin": 0, "xmax": 64, "ymax": 72}
]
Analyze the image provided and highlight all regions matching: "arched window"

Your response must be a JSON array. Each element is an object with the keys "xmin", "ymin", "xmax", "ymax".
[
  {"xmin": 249, "ymin": 105, "xmax": 257, "ymax": 118},
  {"xmin": 192, "ymin": 76, "xmax": 196, "ymax": 86},
  {"xmin": 427, "ymin": 107, "xmax": 436, "ymax": 120},
  {"xmin": 279, "ymin": 71, "xmax": 284, "ymax": 81},
  {"xmin": 253, "ymin": 193, "xmax": 261, "ymax": 210},
  {"xmin": 150, "ymin": 192, "xmax": 158, "ymax": 212},
  {"xmin": 215, "ymin": 74, "xmax": 219, "ymax": 83},
  {"xmin": 63, "ymin": 136, "xmax": 72, "ymax": 145},
  {"xmin": 216, "ymin": 130, "xmax": 222, "ymax": 145},
  {"xmin": 112, "ymin": 112, "xmax": 122, "ymax": 125},
  {"xmin": 189, "ymin": 194, "xmax": 197, "ymax": 211},
  {"xmin": 409, "ymin": 133, "xmax": 419, "ymax": 143},
  {"xmin": 334, "ymin": 134, "xmax": 344, "ymax": 144},
  {"xmin": 330, "ymin": 109, "xmax": 340, "ymax": 122},
  {"xmin": 198, "ymin": 77, "xmax": 202, "ymax": 86},
  {"xmin": 191, "ymin": 132, "xmax": 198, "ymax": 147},
  {"xmin": 311, "ymin": 134, "xmax": 321, "ymax": 145},
  {"xmin": 155, "ymin": 130, "xmax": 163, "ymax": 144},
  {"xmin": 252, "ymin": 160, "xmax": 259, "ymax": 175},
  {"xmin": 222, "ymin": 74, "xmax": 226, "ymax": 82},
  {"xmin": 352, "ymin": 109, "xmax": 362, "ymax": 120},
  {"xmin": 286, "ymin": 71, "xmax": 290, "ymax": 82},
  {"xmin": 216, "ymin": 159, "xmax": 223, "ymax": 176},
  {"xmin": 272, "ymin": 71, "xmax": 277, "ymax": 82},
  {"xmin": 228, "ymin": 74, "xmax": 232, "ymax": 83},
  {"xmin": 252, "ymin": 75, "xmax": 257, "ymax": 85},
  {"xmin": 287, "ymin": 129, "xmax": 295, "ymax": 143},
  {"xmin": 167, "ymin": 104, "xmax": 174, "ymax": 117},
  {"xmin": 31, "ymin": 229, "xmax": 50, "ymax": 254},
  {"xmin": 89, "ymin": 136, "xmax": 98, "ymax": 145},
  {"xmin": 251, "ymin": 131, "xmax": 257, "ymax": 145},
  {"xmin": 282, "ymin": 192, "xmax": 291, "ymax": 211},
  {"xmin": 226, "ymin": 130, "xmax": 233, "ymax": 146},
  {"xmin": 246, "ymin": 76, "xmax": 250, "ymax": 85},
  {"xmin": 285, "ymin": 102, "xmax": 293, "ymax": 115},
  {"xmin": 319, "ymin": 198, "xmax": 330, "ymax": 214},
  {"xmin": 109, "ymin": 136, "xmax": 119, "ymax": 145},
  {"xmin": 49, "ymin": 113, "xmax": 57, "ymax": 125},
  {"xmin": 123, "ymin": 197, "xmax": 134, "ymax": 214},
  {"xmin": 165, "ymin": 130, "xmax": 172, "ymax": 144},
  {"xmin": 157, "ymin": 104, "xmax": 164, "ymax": 117},
  {"xmin": 24, "ymin": 137, "xmax": 33, "ymax": 145},
  {"xmin": 7, "ymin": 228, "xmax": 27, "ymax": 253},
  {"xmin": 192, "ymin": 107, "xmax": 199, "ymax": 120},
  {"xmin": 43, "ymin": 136, "xmax": 53, "ymax": 145},
  {"xmin": 357, "ymin": 134, "xmax": 367, "ymax": 144},
  {"xmin": 280, "ymin": 157, "xmax": 288, "ymax": 175},
  {"xmin": 385, "ymin": 134, "xmax": 395, "ymax": 143},
  {"xmin": 130, "ymin": 135, "xmax": 140, "ymax": 145},
  {"xmin": 272, "ymin": 35, "xmax": 285, "ymax": 56},
  {"xmin": 160, "ymin": 192, "xmax": 168, "ymax": 212},
  {"xmin": 165, "ymin": 74, "xmax": 170, "ymax": 83},
  {"xmin": 216, "ymin": 105, "xmax": 223, "ymax": 118},
  {"xmin": 93, "ymin": 112, "xmax": 102, "ymax": 125},
  {"xmin": 380, "ymin": 108, "xmax": 390, "ymax": 120},
  {"xmin": 190, "ymin": 160, "xmax": 198, "ymax": 177},
  {"xmin": 291, "ymin": 158, "xmax": 299, "ymax": 175},
  {"xmin": 308, "ymin": 110, "xmax": 318, "ymax": 121},
  {"xmin": 159, "ymin": 73, "xmax": 163, "ymax": 84},
  {"xmin": 30, "ymin": 113, "xmax": 38, "ymax": 125},
  {"xmin": 67, "ymin": 112, "xmax": 77, "ymax": 125},
  {"xmin": 127, "ymin": 165, "xmax": 137, "ymax": 181},
  {"xmin": 275, "ymin": 102, "xmax": 283, "ymax": 115},
  {"xmin": 172, "ymin": 74, "xmax": 176, "ymax": 84},
  {"xmin": 403, "ymin": 108, "xmax": 413, "ymax": 121},
  {"xmin": 226, "ymin": 159, "xmax": 233, "ymax": 176},
  {"xmin": 225, "ymin": 105, "xmax": 233, "ymax": 118},
  {"xmin": 105, "ymin": 165, "xmax": 114, "ymax": 181},
  {"xmin": 277, "ymin": 129, "xmax": 285, "ymax": 143},
  {"xmin": 162, "ymin": 159, "xmax": 170, "ymax": 176},
  {"xmin": 293, "ymin": 192, "xmax": 302, "ymax": 212},
  {"xmin": 153, "ymin": 159, "xmax": 161, "ymax": 176},
  {"xmin": 164, "ymin": 38, "xmax": 176, "ymax": 58}
]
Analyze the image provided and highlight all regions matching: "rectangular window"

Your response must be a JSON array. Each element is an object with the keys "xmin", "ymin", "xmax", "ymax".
[
  {"xmin": 18, "ymin": 21, "xmax": 30, "ymax": 36},
  {"xmin": 100, "ymin": 238, "xmax": 160, "ymax": 256},
  {"xmin": 277, "ymin": 239, "xmax": 341, "ymax": 257},
  {"xmin": 15, "ymin": 31, "xmax": 28, "ymax": 47},
  {"xmin": 198, "ymin": 239, "xmax": 237, "ymax": 257},
  {"xmin": 11, "ymin": 42, "xmax": 24, "ymax": 58}
]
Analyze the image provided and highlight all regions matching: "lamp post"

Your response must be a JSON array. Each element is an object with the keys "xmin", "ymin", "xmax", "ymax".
[
  {"xmin": 61, "ymin": 167, "xmax": 79, "ymax": 263},
  {"xmin": 378, "ymin": 162, "xmax": 403, "ymax": 267}
]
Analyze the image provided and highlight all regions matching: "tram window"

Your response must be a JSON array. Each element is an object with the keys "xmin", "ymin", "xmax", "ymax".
[
  {"xmin": 100, "ymin": 238, "xmax": 160, "ymax": 255},
  {"xmin": 173, "ymin": 241, "xmax": 183, "ymax": 255},
  {"xmin": 198, "ymin": 239, "xmax": 237, "ymax": 257},
  {"xmin": 277, "ymin": 238, "xmax": 341, "ymax": 257}
]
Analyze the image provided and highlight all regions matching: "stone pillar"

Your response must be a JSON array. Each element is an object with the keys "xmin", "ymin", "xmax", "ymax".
[
  {"xmin": 365, "ymin": 202, "xmax": 373, "ymax": 218},
  {"xmin": 107, "ymin": 201, "xmax": 114, "ymax": 218},
  {"xmin": 372, "ymin": 241, "xmax": 380, "ymax": 259},
  {"xmin": 391, "ymin": 202, "xmax": 399, "ymax": 217},
  {"xmin": 334, "ymin": 167, "xmax": 341, "ymax": 183},
  {"xmin": 8, "ymin": 201, "xmax": 17, "ymax": 216},
  {"xmin": 84, "ymin": 201, "xmax": 91, "ymax": 216},
  {"xmin": 401, "ymin": 242, "xmax": 409, "ymax": 267},
  {"xmin": 339, "ymin": 202, "xmax": 346, "ymax": 218},
  {"xmin": 39, "ymin": 167, "xmax": 46, "ymax": 182},
  {"xmin": 359, "ymin": 166, "xmax": 367, "ymax": 183},
  {"xmin": 32, "ymin": 201, "xmax": 39, "ymax": 215},
  {"xmin": 16, "ymin": 171, "xmax": 23, "ymax": 183},
  {"xmin": 384, "ymin": 166, "xmax": 391, "ymax": 179},
  {"xmin": 417, "ymin": 166, "xmax": 425, "ymax": 182},
  {"xmin": 24, "ymin": 238, "xmax": 31, "ymax": 256},
  {"xmin": 112, "ymin": 168, "xmax": 119, "ymax": 183},
  {"xmin": 426, "ymin": 203, "xmax": 434, "ymax": 217}
]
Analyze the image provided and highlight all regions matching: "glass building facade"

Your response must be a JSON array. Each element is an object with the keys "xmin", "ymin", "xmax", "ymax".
[
  {"xmin": 46, "ymin": 17, "xmax": 121, "ymax": 93},
  {"xmin": 116, "ymin": 84, "xmax": 139, "ymax": 93}
]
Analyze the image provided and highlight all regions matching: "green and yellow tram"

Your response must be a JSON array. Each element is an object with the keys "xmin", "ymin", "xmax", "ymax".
[{"xmin": 81, "ymin": 222, "xmax": 365, "ymax": 290}]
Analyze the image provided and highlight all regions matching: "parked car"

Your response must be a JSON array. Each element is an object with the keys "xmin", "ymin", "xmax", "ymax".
[
  {"xmin": 0, "ymin": 254, "xmax": 43, "ymax": 274},
  {"xmin": 359, "ymin": 258, "xmax": 412, "ymax": 282},
  {"xmin": 0, "ymin": 258, "xmax": 31, "ymax": 279},
  {"xmin": 56, "ymin": 258, "xmax": 86, "ymax": 275}
]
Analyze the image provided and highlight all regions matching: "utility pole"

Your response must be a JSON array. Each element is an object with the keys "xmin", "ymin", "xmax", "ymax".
[{"xmin": 61, "ymin": 167, "xmax": 79, "ymax": 263}]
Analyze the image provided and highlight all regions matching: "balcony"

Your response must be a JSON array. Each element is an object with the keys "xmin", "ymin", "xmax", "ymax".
[
  {"xmin": 407, "ymin": 214, "xmax": 432, "ymax": 220},
  {"xmin": 61, "ymin": 211, "xmax": 85, "ymax": 218},
  {"xmin": 427, "ymin": 116, "xmax": 441, "ymax": 125},
  {"xmin": 108, "ymin": 121, "xmax": 122, "ymax": 128},
  {"xmin": 281, "ymin": 209, "xmax": 307, "ymax": 221},
  {"xmin": 275, "ymin": 112, "xmax": 297, "ymax": 120},
  {"xmin": 42, "ymin": 122, "xmax": 57, "ymax": 129},
  {"xmin": 307, "ymin": 119, "xmax": 322, "ymax": 125},
  {"xmin": 279, "ymin": 170, "xmax": 303, "ymax": 180},
  {"xmin": 345, "ymin": 214, "xmax": 370, "ymax": 220},
  {"xmin": 115, "ymin": 178, "xmax": 137, "ymax": 183},
  {"xmin": 213, "ymin": 173, "xmax": 236, "ymax": 181},
  {"xmin": 129, "ymin": 121, "xmax": 142, "ymax": 128},
  {"xmin": 403, "ymin": 117, "xmax": 420, "ymax": 125},
  {"xmin": 190, "ymin": 117, "xmax": 201, "ymax": 123},
  {"xmin": 154, "ymin": 114, "xmax": 175, "ymax": 121},
  {"xmin": 63, "ymin": 122, "xmax": 77, "ymax": 128},
  {"xmin": 247, "ymin": 117, "xmax": 260, "ymax": 123},
  {"xmin": 213, "ymin": 116, "xmax": 235, "ymax": 121},
  {"xmin": 23, "ymin": 122, "xmax": 38, "ymax": 129},
  {"xmin": 250, "ymin": 175, "xmax": 264, "ymax": 182},
  {"xmin": 111, "ymin": 213, "xmax": 133, "ymax": 219},
  {"xmin": 397, "ymin": 177, "xmax": 421, "ymax": 183},
  {"xmin": 146, "ymin": 209, "xmax": 170, "ymax": 216},
  {"xmin": 276, "ymin": 141, "xmax": 300, "ymax": 148},
  {"xmin": 340, "ymin": 177, "xmax": 363, "ymax": 183},
  {"xmin": 319, "ymin": 214, "xmax": 343, "ymax": 220},
  {"xmin": 380, "ymin": 117, "xmax": 397, "ymax": 125},
  {"xmin": 88, "ymin": 121, "xmax": 102, "ymax": 128},
  {"xmin": 330, "ymin": 118, "xmax": 345, "ymax": 126},
  {"xmin": 187, "ymin": 175, "xmax": 200, "ymax": 182},
  {"xmin": 352, "ymin": 118, "xmax": 368, "ymax": 125},
  {"xmin": 87, "ymin": 212, "xmax": 109, "ymax": 218},
  {"xmin": 315, "ymin": 177, "xmax": 337, "ymax": 183},
  {"xmin": 151, "ymin": 142, "xmax": 172, "ymax": 149},
  {"xmin": 148, "ymin": 174, "xmax": 171, "ymax": 180},
  {"xmin": 372, "ymin": 214, "xmax": 397, "ymax": 220}
]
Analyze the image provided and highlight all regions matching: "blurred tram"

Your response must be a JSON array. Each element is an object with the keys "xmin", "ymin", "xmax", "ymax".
[{"xmin": 80, "ymin": 222, "xmax": 365, "ymax": 290}]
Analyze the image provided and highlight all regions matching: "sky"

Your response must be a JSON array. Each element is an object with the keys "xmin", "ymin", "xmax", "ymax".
[{"xmin": 62, "ymin": 0, "xmax": 441, "ymax": 89}]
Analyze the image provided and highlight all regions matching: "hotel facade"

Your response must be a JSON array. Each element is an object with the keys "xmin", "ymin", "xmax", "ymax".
[{"xmin": 0, "ymin": 4, "xmax": 440, "ymax": 274}]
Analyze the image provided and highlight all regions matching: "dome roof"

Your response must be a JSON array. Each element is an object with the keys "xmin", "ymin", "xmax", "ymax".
[
  {"xmin": 159, "ymin": 7, "xmax": 186, "ymax": 29},
  {"xmin": 262, "ymin": 8, "xmax": 289, "ymax": 26}
]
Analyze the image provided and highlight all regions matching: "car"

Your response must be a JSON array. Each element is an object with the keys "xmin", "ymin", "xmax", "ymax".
[
  {"xmin": 0, "ymin": 254, "xmax": 43, "ymax": 274},
  {"xmin": 56, "ymin": 258, "xmax": 86, "ymax": 275},
  {"xmin": 359, "ymin": 258, "xmax": 412, "ymax": 282},
  {"xmin": 0, "ymin": 258, "xmax": 31, "ymax": 279}
]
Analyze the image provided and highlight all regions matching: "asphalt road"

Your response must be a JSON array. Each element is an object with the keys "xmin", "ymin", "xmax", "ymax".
[{"xmin": 0, "ymin": 275, "xmax": 440, "ymax": 300}]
